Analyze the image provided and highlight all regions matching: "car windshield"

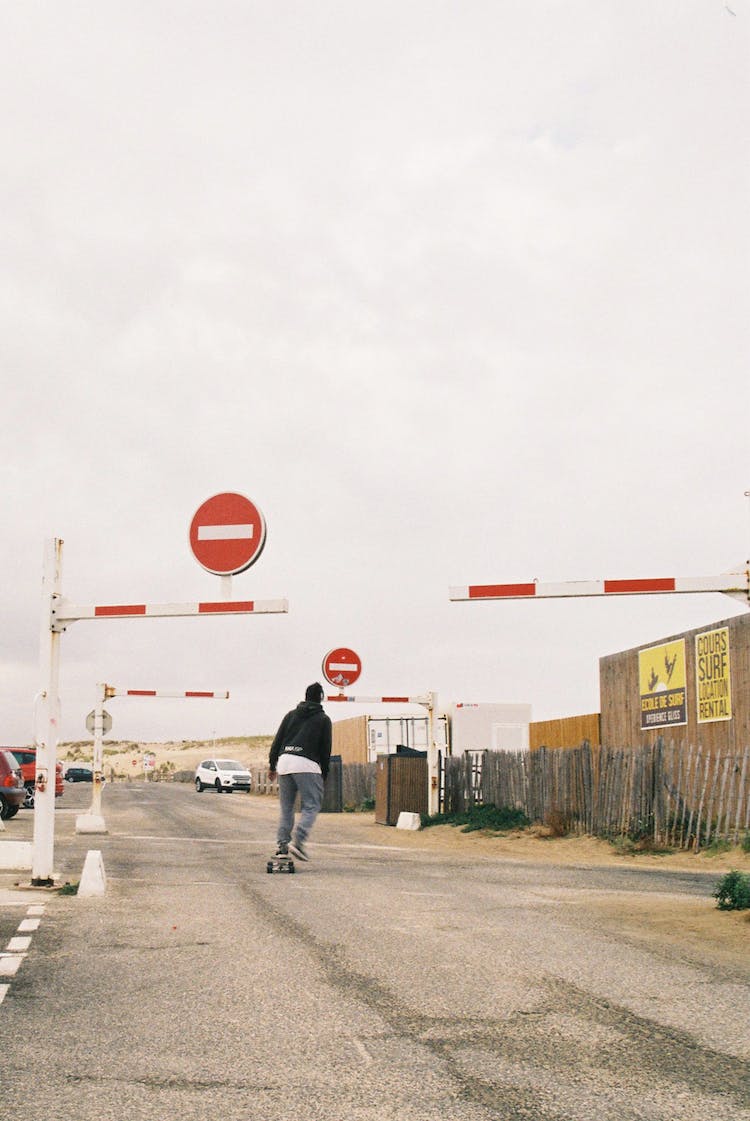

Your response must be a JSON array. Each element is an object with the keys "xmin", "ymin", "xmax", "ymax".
[{"xmin": 216, "ymin": 760, "xmax": 245, "ymax": 770}]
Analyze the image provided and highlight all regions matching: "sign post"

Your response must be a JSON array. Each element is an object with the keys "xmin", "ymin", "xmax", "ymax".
[{"xmin": 76, "ymin": 694, "xmax": 113, "ymax": 833}]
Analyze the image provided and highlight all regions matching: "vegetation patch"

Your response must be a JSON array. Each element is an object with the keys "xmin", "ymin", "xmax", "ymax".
[
  {"xmin": 343, "ymin": 797, "xmax": 375, "ymax": 814},
  {"xmin": 608, "ymin": 834, "xmax": 673, "ymax": 857},
  {"xmin": 421, "ymin": 804, "xmax": 530, "ymax": 833},
  {"xmin": 713, "ymin": 870, "xmax": 750, "ymax": 911}
]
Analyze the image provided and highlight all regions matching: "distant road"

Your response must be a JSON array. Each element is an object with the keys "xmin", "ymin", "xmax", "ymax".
[{"xmin": 1, "ymin": 783, "xmax": 748, "ymax": 1121}]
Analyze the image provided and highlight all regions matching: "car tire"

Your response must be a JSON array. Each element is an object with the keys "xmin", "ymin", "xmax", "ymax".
[
  {"xmin": 195, "ymin": 778, "xmax": 204, "ymax": 792},
  {"xmin": 5, "ymin": 805, "xmax": 19, "ymax": 819},
  {"xmin": 24, "ymin": 784, "xmax": 35, "ymax": 809},
  {"xmin": 0, "ymin": 796, "xmax": 10, "ymax": 820},
  {"xmin": 215, "ymin": 778, "xmax": 222, "ymax": 793}
]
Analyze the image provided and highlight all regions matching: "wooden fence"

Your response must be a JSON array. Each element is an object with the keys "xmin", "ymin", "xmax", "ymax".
[
  {"xmin": 251, "ymin": 762, "xmax": 376, "ymax": 810},
  {"xmin": 442, "ymin": 742, "xmax": 750, "ymax": 850}
]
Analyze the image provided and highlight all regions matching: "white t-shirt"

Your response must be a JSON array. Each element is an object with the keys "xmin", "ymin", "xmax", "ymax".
[{"xmin": 276, "ymin": 754, "xmax": 322, "ymax": 776}]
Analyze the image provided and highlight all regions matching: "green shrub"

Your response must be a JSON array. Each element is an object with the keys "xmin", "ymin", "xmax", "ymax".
[
  {"xmin": 713, "ymin": 870, "xmax": 750, "ymax": 911},
  {"xmin": 421, "ymin": 804, "xmax": 529, "ymax": 833},
  {"xmin": 741, "ymin": 833, "xmax": 750, "ymax": 854}
]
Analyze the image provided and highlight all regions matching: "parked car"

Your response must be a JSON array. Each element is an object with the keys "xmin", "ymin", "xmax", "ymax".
[
  {"xmin": 194, "ymin": 758, "xmax": 252, "ymax": 793},
  {"xmin": 65, "ymin": 766, "xmax": 93, "ymax": 783},
  {"xmin": 9, "ymin": 746, "xmax": 65, "ymax": 808},
  {"xmin": 0, "ymin": 749, "xmax": 26, "ymax": 820}
]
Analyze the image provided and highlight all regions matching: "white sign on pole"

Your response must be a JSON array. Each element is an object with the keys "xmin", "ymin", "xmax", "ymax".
[{"xmin": 85, "ymin": 709, "xmax": 112, "ymax": 735}]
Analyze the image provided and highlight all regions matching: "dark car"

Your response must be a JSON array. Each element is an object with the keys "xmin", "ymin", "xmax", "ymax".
[
  {"xmin": 9, "ymin": 746, "xmax": 65, "ymax": 808},
  {"xmin": 65, "ymin": 766, "xmax": 94, "ymax": 783},
  {"xmin": 0, "ymin": 749, "xmax": 26, "ymax": 820}
]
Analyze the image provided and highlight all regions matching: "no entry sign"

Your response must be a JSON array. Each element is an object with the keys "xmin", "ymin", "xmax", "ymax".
[
  {"xmin": 189, "ymin": 493, "xmax": 267, "ymax": 576},
  {"xmin": 322, "ymin": 647, "xmax": 362, "ymax": 689}
]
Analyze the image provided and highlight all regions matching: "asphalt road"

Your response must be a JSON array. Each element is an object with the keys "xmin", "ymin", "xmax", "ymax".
[{"xmin": 0, "ymin": 782, "xmax": 748, "ymax": 1121}]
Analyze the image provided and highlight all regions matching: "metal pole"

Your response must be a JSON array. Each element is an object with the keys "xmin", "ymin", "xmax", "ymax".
[
  {"xmin": 427, "ymin": 691, "xmax": 440, "ymax": 816},
  {"xmin": 77, "ymin": 686, "xmax": 107, "ymax": 834},
  {"xmin": 91, "ymin": 690, "xmax": 105, "ymax": 817},
  {"xmin": 32, "ymin": 538, "xmax": 63, "ymax": 884}
]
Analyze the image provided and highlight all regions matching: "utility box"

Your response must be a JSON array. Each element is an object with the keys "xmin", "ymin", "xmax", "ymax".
[
  {"xmin": 449, "ymin": 703, "xmax": 532, "ymax": 754},
  {"xmin": 375, "ymin": 753, "xmax": 428, "ymax": 826}
]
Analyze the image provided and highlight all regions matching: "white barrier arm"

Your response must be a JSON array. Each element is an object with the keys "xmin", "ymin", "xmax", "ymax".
[
  {"xmin": 104, "ymin": 687, "xmax": 230, "ymax": 699},
  {"xmin": 52, "ymin": 597, "xmax": 288, "ymax": 630},
  {"xmin": 326, "ymin": 693, "xmax": 432, "ymax": 706},
  {"xmin": 449, "ymin": 570, "xmax": 749, "ymax": 605}
]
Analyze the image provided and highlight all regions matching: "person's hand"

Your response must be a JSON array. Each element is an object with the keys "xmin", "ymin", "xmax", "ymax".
[{"xmin": 269, "ymin": 770, "xmax": 277, "ymax": 780}]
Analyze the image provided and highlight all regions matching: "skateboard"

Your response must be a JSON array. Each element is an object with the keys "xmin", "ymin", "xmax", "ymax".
[{"xmin": 266, "ymin": 853, "xmax": 296, "ymax": 874}]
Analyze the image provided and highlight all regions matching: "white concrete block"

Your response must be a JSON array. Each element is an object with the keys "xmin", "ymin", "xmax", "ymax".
[
  {"xmin": 0, "ymin": 842, "xmax": 33, "ymax": 870},
  {"xmin": 78, "ymin": 850, "xmax": 106, "ymax": 898},
  {"xmin": 75, "ymin": 813, "xmax": 108, "ymax": 835},
  {"xmin": 396, "ymin": 811, "xmax": 422, "ymax": 831}
]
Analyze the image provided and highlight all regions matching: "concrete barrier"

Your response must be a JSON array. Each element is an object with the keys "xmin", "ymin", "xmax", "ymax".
[
  {"xmin": 78, "ymin": 850, "xmax": 106, "ymax": 897},
  {"xmin": 396, "ymin": 811, "xmax": 422, "ymax": 831},
  {"xmin": 0, "ymin": 841, "xmax": 33, "ymax": 870}
]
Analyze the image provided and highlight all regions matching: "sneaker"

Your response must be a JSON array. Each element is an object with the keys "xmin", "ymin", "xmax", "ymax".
[
  {"xmin": 275, "ymin": 843, "xmax": 289, "ymax": 857},
  {"xmin": 288, "ymin": 839, "xmax": 309, "ymax": 862}
]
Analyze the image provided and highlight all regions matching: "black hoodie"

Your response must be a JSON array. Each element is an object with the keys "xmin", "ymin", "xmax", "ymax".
[{"xmin": 269, "ymin": 700, "xmax": 332, "ymax": 779}]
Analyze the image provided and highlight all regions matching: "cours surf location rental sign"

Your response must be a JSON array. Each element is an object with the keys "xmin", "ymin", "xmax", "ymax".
[
  {"xmin": 189, "ymin": 493, "xmax": 267, "ymax": 576},
  {"xmin": 322, "ymin": 648, "xmax": 362, "ymax": 689}
]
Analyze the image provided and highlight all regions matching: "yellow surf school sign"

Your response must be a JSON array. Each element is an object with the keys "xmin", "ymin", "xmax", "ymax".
[
  {"xmin": 638, "ymin": 639, "xmax": 687, "ymax": 730},
  {"xmin": 695, "ymin": 626, "xmax": 732, "ymax": 723}
]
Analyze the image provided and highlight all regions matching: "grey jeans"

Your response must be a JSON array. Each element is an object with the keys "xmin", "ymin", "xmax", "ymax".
[{"xmin": 277, "ymin": 772, "xmax": 325, "ymax": 846}]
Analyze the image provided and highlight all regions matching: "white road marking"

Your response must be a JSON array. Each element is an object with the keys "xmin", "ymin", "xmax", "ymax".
[
  {"xmin": 0, "ymin": 956, "xmax": 25, "ymax": 977},
  {"xmin": 18, "ymin": 918, "xmax": 40, "ymax": 933},
  {"xmin": 7, "ymin": 937, "xmax": 31, "ymax": 952}
]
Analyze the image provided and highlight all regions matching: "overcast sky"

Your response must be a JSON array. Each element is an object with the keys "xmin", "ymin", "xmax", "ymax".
[{"xmin": 2, "ymin": 2, "xmax": 748, "ymax": 747}]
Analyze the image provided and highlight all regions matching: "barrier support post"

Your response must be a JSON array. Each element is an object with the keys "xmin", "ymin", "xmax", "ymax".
[
  {"xmin": 427, "ymin": 691, "xmax": 440, "ymax": 817},
  {"xmin": 32, "ymin": 538, "xmax": 63, "ymax": 884}
]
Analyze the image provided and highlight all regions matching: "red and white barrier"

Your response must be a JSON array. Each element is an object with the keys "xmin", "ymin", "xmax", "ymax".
[
  {"xmin": 53, "ymin": 597, "xmax": 287, "ymax": 629},
  {"xmin": 449, "ymin": 571, "xmax": 749, "ymax": 603},
  {"xmin": 105, "ymin": 688, "xmax": 230, "ymax": 699},
  {"xmin": 326, "ymin": 694, "xmax": 430, "ymax": 706}
]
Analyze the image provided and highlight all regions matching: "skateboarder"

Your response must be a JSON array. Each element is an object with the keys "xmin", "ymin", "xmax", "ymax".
[{"xmin": 268, "ymin": 682, "xmax": 332, "ymax": 862}]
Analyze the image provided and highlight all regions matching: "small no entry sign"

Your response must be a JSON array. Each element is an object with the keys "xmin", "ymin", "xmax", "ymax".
[
  {"xmin": 189, "ymin": 493, "xmax": 267, "ymax": 576},
  {"xmin": 322, "ymin": 648, "xmax": 362, "ymax": 688}
]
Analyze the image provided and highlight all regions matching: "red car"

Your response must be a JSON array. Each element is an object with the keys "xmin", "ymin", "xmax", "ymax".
[
  {"xmin": 6, "ymin": 746, "xmax": 65, "ymax": 809},
  {"xmin": 0, "ymin": 749, "xmax": 26, "ymax": 820}
]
